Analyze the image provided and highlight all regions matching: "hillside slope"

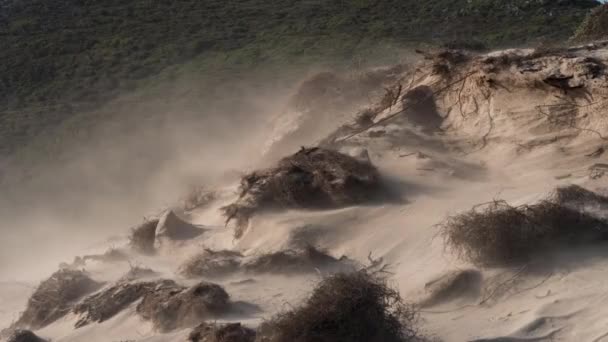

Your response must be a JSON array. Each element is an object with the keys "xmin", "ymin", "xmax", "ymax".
[{"xmin": 0, "ymin": 0, "xmax": 601, "ymax": 158}]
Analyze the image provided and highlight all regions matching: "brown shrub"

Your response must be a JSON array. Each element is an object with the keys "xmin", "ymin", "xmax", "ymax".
[
  {"xmin": 440, "ymin": 186, "xmax": 608, "ymax": 266},
  {"xmin": 256, "ymin": 271, "xmax": 420, "ymax": 342},
  {"xmin": 129, "ymin": 219, "xmax": 159, "ymax": 255},
  {"xmin": 74, "ymin": 281, "xmax": 155, "ymax": 328},
  {"xmin": 15, "ymin": 269, "xmax": 102, "ymax": 329},
  {"xmin": 75, "ymin": 279, "xmax": 232, "ymax": 332},
  {"xmin": 222, "ymin": 147, "xmax": 381, "ymax": 238},
  {"xmin": 189, "ymin": 322, "xmax": 256, "ymax": 342},
  {"xmin": 137, "ymin": 280, "xmax": 231, "ymax": 332},
  {"xmin": 179, "ymin": 249, "xmax": 243, "ymax": 279}
]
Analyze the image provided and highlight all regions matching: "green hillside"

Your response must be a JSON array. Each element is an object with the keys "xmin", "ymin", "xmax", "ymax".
[{"xmin": 0, "ymin": 0, "xmax": 600, "ymax": 160}]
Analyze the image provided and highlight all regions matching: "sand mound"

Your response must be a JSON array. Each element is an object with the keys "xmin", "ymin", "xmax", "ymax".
[
  {"xmin": 179, "ymin": 249, "xmax": 243, "ymax": 279},
  {"xmin": 189, "ymin": 322, "xmax": 256, "ymax": 342},
  {"xmin": 119, "ymin": 265, "xmax": 157, "ymax": 282},
  {"xmin": 74, "ymin": 281, "xmax": 155, "ymax": 328},
  {"xmin": 440, "ymin": 186, "xmax": 608, "ymax": 266},
  {"xmin": 257, "ymin": 271, "xmax": 420, "ymax": 342},
  {"xmin": 129, "ymin": 210, "xmax": 204, "ymax": 253},
  {"xmin": 70, "ymin": 248, "xmax": 130, "ymax": 268},
  {"xmin": 420, "ymin": 269, "xmax": 482, "ymax": 307},
  {"xmin": 180, "ymin": 246, "xmax": 349, "ymax": 278},
  {"xmin": 155, "ymin": 210, "xmax": 205, "ymax": 242},
  {"xmin": 137, "ymin": 280, "xmax": 230, "ymax": 332},
  {"xmin": 572, "ymin": 5, "xmax": 608, "ymax": 42},
  {"xmin": 6, "ymin": 330, "xmax": 47, "ymax": 342},
  {"xmin": 222, "ymin": 147, "xmax": 381, "ymax": 237},
  {"xmin": 129, "ymin": 218, "xmax": 159, "ymax": 255},
  {"xmin": 244, "ymin": 246, "xmax": 347, "ymax": 275},
  {"xmin": 14, "ymin": 269, "xmax": 102, "ymax": 329},
  {"xmin": 75, "ymin": 279, "xmax": 232, "ymax": 332}
]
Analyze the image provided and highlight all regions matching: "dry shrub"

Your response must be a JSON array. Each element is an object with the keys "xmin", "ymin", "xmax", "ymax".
[
  {"xmin": 179, "ymin": 249, "xmax": 243, "ymax": 279},
  {"xmin": 244, "ymin": 246, "xmax": 345, "ymax": 275},
  {"xmin": 256, "ymin": 271, "xmax": 420, "ymax": 342},
  {"xmin": 6, "ymin": 330, "xmax": 47, "ymax": 342},
  {"xmin": 189, "ymin": 322, "xmax": 256, "ymax": 342},
  {"xmin": 74, "ymin": 281, "xmax": 155, "ymax": 328},
  {"xmin": 75, "ymin": 279, "xmax": 231, "ymax": 332},
  {"xmin": 129, "ymin": 218, "xmax": 159, "ymax": 254},
  {"xmin": 222, "ymin": 147, "xmax": 381, "ymax": 237},
  {"xmin": 440, "ymin": 186, "xmax": 608, "ymax": 266},
  {"xmin": 137, "ymin": 280, "xmax": 231, "ymax": 332},
  {"xmin": 15, "ymin": 269, "xmax": 102, "ymax": 329}
]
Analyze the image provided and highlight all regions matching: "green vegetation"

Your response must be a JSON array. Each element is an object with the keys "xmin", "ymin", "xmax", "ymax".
[
  {"xmin": 573, "ymin": 4, "xmax": 608, "ymax": 42},
  {"xmin": 0, "ymin": 0, "xmax": 601, "ymax": 176}
]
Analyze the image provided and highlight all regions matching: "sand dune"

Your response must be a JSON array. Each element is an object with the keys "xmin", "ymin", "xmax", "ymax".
[{"xmin": 5, "ymin": 42, "xmax": 608, "ymax": 341}]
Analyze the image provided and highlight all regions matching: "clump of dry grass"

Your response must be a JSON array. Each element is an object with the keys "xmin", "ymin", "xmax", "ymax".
[
  {"xmin": 189, "ymin": 322, "xmax": 256, "ymax": 342},
  {"xmin": 129, "ymin": 218, "xmax": 159, "ymax": 255},
  {"xmin": 15, "ymin": 269, "xmax": 102, "ymax": 329},
  {"xmin": 244, "ymin": 246, "xmax": 345, "ymax": 275},
  {"xmin": 179, "ymin": 249, "xmax": 243, "ymax": 279},
  {"xmin": 137, "ymin": 280, "xmax": 231, "ymax": 332},
  {"xmin": 440, "ymin": 186, "xmax": 608, "ymax": 266},
  {"xmin": 256, "ymin": 271, "xmax": 420, "ymax": 342},
  {"xmin": 222, "ymin": 147, "xmax": 381, "ymax": 238}
]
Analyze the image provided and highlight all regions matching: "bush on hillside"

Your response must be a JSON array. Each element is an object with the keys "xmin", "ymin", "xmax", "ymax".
[
  {"xmin": 440, "ymin": 185, "xmax": 608, "ymax": 266},
  {"xmin": 256, "ymin": 271, "xmax": 421, "ymax": 342}
]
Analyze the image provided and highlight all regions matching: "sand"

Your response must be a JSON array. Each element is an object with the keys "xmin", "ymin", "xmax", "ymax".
[{"xmin": 5, "ymin": 43, "xmax": 608, "ymax": 341}]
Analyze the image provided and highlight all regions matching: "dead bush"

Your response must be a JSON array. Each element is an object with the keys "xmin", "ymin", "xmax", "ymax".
[
  {"xmin": 15, "ymin": 269, "xmax": 102, "ymax": 329},
  {"xmin": 244, "ymin": 246, "xmax": 345, "ymax": 275},
  {"xmin": 189, "ymin": 322, "xmax": 256, "ymax": 342},
  {"xmin": 129, "ymin": 218, "xmax": 159, "ymax": 254},
  {"xmin": 222, "ymin": 147, "xmax": 381, "ymax": 237},
  {"xmin": 75, "ymin": 279, "xmax": 232, "ymax": 332},
  {"xmin": 256, "ymin": 271, "xmax": 420, "ymax": 342},
  {"xmin": 137, "ymin": 280, "xmax": 231, "ymax": 332},
  {"xmin": 440, "ymin": 187, "xmax": 608, "ymax": 266},
  {"xmin": 179, "ymin": 249, "xmax": 243, "ymax": 279},
  {"xmin": 74, "ymin": 281, "xmax": 155, "ymax": 328}
]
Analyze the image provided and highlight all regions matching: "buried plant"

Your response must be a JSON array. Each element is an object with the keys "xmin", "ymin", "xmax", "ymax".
[
  {"xmin": 244, "ymin": 245, "xmax": 346, "ymax": 275},
  {"xmin": 440, "ymin": 186, "xmax": 608, "ymax": 266},
  {"xmin": 14, "ymin": 269, "xmax": 102, "ymax": 329},
  {"xmin": 179, "ymin": 249, "xmax": 244, "ymax": 279},
  {"xmin": 222, "ymin": 147, "xmax": 381, "ymax": 237},
  {"xmin": 256, "ymin": 271, "xmax": 420, "ymax": 342},
  {"xmin": 74, "ymin": 279, "xmax": 232, "ymax": 332}
]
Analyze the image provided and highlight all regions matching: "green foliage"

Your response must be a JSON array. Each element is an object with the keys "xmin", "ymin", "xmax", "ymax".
[{"xmin": 0, "ymin": 0, "xmax": 600, "ymax": 159}]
